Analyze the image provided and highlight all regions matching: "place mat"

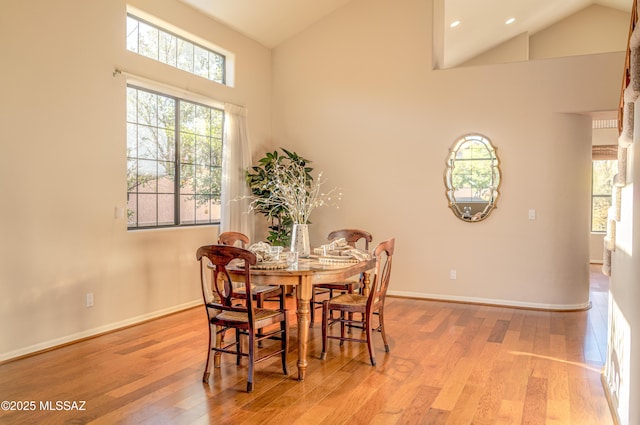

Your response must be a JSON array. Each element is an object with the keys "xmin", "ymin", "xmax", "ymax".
[
  {"xmin": 251, "ymin": 260, "xmax": 288, "ymax": 270},
  {"xmin": 318, "ymin": 256, "xmax": 359, "ymax": 264},
  {"xmin": 313, "ymin": 247, "xmax": 351, "ymax": 256},
  {"xmin": 313, "ymin": 245, "xmax": 371, "ymax": 262}
]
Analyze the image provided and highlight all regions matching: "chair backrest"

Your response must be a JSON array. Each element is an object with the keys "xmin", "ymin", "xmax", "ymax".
[
  {"xmin": 367, "ymin": 238, "xmax": 395, "ymax": 311},
  {"xmin": 218, "ymin": 231, "xmax": 249, "ymax": 248},
  {"xmin": 327, "ymin": 228, "xmax": 372, "ymax": 250},
  {"xmin": 196, "ymin": 245, "xmax": 257, "ymax": 318}
]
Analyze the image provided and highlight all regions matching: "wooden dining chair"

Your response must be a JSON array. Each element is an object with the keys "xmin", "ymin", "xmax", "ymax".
[
  {"xmin": 197, "ymin": 244, "xmax": 289, "ymax": 392},
  {"xmin": 218, "ymin": 232, "xmax": 285, "ymax": 310},
  {"xmin": 310, "ymin": 229, "xmax": 373, "ymax": 324},
  {"xmin": 320, "ymin": 238, "xmax": 395, "ymax": 366}
]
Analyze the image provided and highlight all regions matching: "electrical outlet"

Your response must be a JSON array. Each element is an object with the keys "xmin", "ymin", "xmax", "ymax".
[
  {"xmin": 450, "ymin": 269, "xmax": 457, "ymax": 280},
  {"xmin": 86, "ymin": 293, "xmax": 94, "ymax": 308},
  {"xmin": 528, "ymin": 209, "xmax": 536, "ymax": 220}
]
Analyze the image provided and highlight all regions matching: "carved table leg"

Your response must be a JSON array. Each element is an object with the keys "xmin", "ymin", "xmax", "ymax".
[{"xmin": 295, "ymin": 277, "xmax": 312, "ymax": 381}]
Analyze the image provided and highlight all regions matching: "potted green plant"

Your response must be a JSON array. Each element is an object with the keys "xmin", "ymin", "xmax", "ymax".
[
  {"xmin": 245, "ymin": 148, "xmax": 311, "ymax": 246},
  {"xmin": 245, "ymin": 148, "xmax": 339, "ymax": 251}
]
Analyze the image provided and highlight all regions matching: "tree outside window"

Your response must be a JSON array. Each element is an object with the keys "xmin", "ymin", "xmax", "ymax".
[
  {"xmin": 127, "ymin": 85, "xmax": 223, "ymax": 228},
  {"xmin": 591, "ymin": 159, "xmax": 618, "ymax": 232},
  {"xmin": 126, "ymin": 14, "xmax": 225, "ymax": 84}
]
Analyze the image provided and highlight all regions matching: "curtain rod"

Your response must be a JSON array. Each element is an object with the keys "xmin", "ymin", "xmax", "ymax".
[{"xmin": 113, "ymin": 68, "xmax": 232, "ymax": 110}]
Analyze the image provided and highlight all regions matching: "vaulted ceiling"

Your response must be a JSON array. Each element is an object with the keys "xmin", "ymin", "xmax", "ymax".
[
  {"xmin": 179, "ymin": 0, "xmax": 354, "ymax": 48},
  {"xmin": 443, "ymin": 0, "xmax": 631, "ymax": 67},
  {"xmin": 179, "ymin": 0, "xmax": 632, "ymax": 67}
]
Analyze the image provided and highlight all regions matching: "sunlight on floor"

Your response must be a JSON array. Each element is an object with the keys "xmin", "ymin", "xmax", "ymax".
[{"xmin": 507, "ymin": 350, "xmax": 602, "ymax": 373}]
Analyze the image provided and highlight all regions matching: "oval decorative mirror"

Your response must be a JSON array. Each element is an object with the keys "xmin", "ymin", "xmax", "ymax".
[{"xmin": 444, "ymin": 134, "xmax": 501, "ymax": 222}]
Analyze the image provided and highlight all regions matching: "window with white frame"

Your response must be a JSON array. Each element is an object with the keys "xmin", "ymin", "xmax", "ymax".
[
  {"xmin": 127, "ymin": 85, "xmax": 223, "ymax": 229},
  {"xmin": 126, "ymin": 13, "xmax": 226, "ymax": 85},
  {"xmin": 591, "ymin": 145, "xmax": 618, "ymax": 233}
]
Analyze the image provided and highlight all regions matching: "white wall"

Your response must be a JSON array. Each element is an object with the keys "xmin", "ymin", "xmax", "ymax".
[
  {"xmin": 0, "ymin": 0, "xmax": 272, "ymax": 360},
  {"xmin": 463, "ymin": 32, "xmax": 529, "ymax": 67},
  {"xmin": 270, "ymin": 0, "xmax": 622, "ymax": 309},
  {"xmin": 530, "ymin": 4, "xmax": 630, "ymax": 60}
]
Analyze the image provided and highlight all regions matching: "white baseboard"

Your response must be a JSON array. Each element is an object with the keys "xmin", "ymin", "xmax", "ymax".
[
  {"xmin": 601, "ymin": 372, "xmax": 622, "ymax": 425},
  {"xmin": 387, "ymin": 290, "xmax": 591, "ymax": 311},
  {"xmin": 0, "ymin": 299, "xmax": 202, "ymax": 363},
  {"xmin": 2, "ymin": 291, "xmax": 592, "ymax": 363}
]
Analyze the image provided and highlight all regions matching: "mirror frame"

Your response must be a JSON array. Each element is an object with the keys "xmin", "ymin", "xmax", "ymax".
[{"xmin": 444, "ymin": 133, "xmax": 501, "ymax": 222}]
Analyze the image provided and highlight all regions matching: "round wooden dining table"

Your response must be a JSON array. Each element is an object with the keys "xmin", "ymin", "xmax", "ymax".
[{"xmin": 229, "ymin": 256, "xmax": 376, "ymax": 381}]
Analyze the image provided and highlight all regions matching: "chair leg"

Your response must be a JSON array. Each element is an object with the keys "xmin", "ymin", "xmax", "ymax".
[
  {"xmin": 281, "ymin": 315, "xmax": 289, "ymax": 375},
  {"xmin": 310, "ymin": 288, "xmax": 316, "ymax": 326},
  {"xmin": 365, "ymin": 316, "xmax": 376, "ymax": 366},
  {"xmin": 203, "ymin": 324, "xmax": 215, "ymax": 382},
  {"xmin": 340, "ymin": 311, "xmax": 346, "ymax": 345},
  {"xmin": 247, "ymin": 332, "xmax": 255, "ymax": 392},
  {"xmin": 379, "ymin": 307, "xmax": 389, "ymax": 352},
  {"xmin": 214, "ymin": 328, "xmax": 223, "ymax": 368},
  {"xmin": 328, "ymin": 289, "xmax": 335, "ymax": 320},
  {"xmin": 235, "ymin": 329, "xmax": 242, "ymax": 365},
  {"xmin": 257, "ymin": 294, "xmax": 264, "ymax": 348},
  {"xmin": 320, "ymin": 301, "xmax": 328, "ymax": 360},
  {"xmin": 347, "ymin": 286, "xmax": 354, "ymax": 334}
]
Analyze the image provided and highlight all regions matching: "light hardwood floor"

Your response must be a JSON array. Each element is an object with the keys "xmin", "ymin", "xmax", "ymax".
[{"xmin": 0, "ymin": 265, "xmax": 613, "ymax": 424}]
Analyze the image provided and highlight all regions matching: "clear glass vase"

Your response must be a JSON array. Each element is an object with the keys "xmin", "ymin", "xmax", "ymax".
[{"xmin": 290, "ymin": 223, "xmax": 311, "ymax": 258}]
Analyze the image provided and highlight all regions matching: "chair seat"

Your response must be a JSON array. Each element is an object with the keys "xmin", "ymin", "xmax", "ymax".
[
  {"xmin": 211, "ymin": 308, "xmax": 282, "ymax": 323},
  {"xmin": 328, "ymin": 293, "xmax": 367, "ymax": 309},
  {"xmin": 311, "ymin": 279, "xmax": 361, "ymax": 324}
]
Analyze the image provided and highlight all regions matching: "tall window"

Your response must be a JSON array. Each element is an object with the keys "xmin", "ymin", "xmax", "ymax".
[
  {"xmin": 591, "ymin": 145, "xmax": 618, "ymax": 233},
  {"xmin": 126, "ymin": 14, "xmax": 225, "ymax": 85},
  {"xmin": 127, "ymin": 85, "xmax": 223, "ymax": 229}
]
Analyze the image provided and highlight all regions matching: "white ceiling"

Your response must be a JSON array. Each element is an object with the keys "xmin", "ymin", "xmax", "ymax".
[
  {"xmin": 179, "ymin": 0, "xmax": 632, "ymax": 67},
  {"xmin": 179, "ymin": 0, "xmax": 354, "ymax": 48},
  {"xmin": 444, "ymin": 0, "xmax": 632, "ymax": 67}
]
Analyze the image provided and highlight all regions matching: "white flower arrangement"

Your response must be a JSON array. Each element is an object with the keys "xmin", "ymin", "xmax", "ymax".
[{"xmin": 249, "ymin": 161, "xmax": 341, "ymax": 225}]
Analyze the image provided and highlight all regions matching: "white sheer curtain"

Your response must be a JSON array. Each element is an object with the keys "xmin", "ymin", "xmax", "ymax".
[{"xmin": 221, "ymin": 103, "xmax": 253, "ymax": 240}]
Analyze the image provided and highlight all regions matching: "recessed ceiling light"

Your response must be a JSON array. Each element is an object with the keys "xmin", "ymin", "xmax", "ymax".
[
  {"xmin": 505, "ymin": 17, "xmax": 516, "ymax": 25},
  {"xmin": 450, "ymin": 20, "xmax": 461, "ymax": 28}
]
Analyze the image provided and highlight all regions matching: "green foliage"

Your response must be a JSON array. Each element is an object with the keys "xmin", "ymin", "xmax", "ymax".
[
  {"xmin": 126, "ymin": 87, "xmax": 223, "ymax": 226},
  {"xmin": 451, "ymin": 140, "xmax": 496, "ymax": 201},
  {"xmin": 246, "ymin": 148, "xmax": 313, "ymax": 246},
  {"xmin": 591, "ymin": 159, "xmax": 618, "ymax": 232}
]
